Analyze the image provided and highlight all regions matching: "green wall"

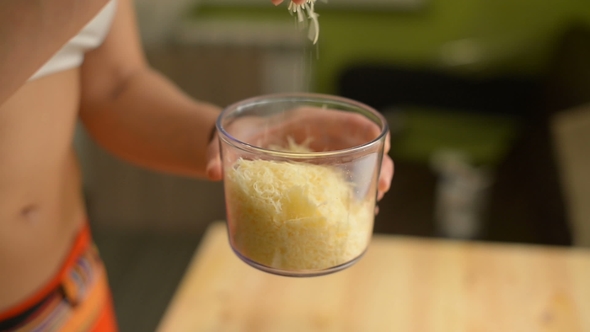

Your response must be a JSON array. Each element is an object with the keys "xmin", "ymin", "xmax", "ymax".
[{"xmin": 189, "ymin": 0, "xmax": 590, "ymax": 94}]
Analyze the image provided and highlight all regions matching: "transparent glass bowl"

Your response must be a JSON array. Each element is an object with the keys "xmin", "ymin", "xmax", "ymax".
[{"xmin": 217, "ymin": 93, "xmax": 388, "ymax": 277}]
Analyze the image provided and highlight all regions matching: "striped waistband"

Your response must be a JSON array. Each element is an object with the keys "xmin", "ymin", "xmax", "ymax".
[{"xmin": 0, "ymin": 224, "xmax": 106, "ymax": 331}]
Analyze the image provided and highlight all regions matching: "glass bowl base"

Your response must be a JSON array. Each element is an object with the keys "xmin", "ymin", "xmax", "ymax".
[{"xmin": 230, "ymin": 243, "xmax": 367, "ymax": 278}]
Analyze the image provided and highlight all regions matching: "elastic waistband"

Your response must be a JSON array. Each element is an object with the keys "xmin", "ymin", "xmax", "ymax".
[{"xmin": 0, "ymin": 223, "xmax": 92, "ymax": 321}]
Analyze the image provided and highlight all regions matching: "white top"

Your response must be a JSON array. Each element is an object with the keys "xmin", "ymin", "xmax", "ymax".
[{"xmin": 29, "ymin": 0, "xmax": 117, "ymax": 81}]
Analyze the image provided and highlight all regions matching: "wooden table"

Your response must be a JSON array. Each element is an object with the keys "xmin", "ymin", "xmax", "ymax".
[{"xmin": 157, "ymin": 222, "xmax": 590, "ymax": 332}]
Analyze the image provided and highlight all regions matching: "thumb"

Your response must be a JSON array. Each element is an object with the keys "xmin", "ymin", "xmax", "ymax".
[
  {"xmin": 206, "ymin": 136, "xmax": 223, "ymax": 181},
  {"xmin": 206, "ymin": 159, "xmax": 222, "ymax": 181}
]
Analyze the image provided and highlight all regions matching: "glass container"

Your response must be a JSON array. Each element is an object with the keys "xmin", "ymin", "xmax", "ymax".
[{"xmin": 217, "ymin": 93, "xmax": 388, "ymax": 277}]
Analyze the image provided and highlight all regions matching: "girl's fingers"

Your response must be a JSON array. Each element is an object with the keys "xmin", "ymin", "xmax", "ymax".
[
  {"xmin": 206, "ymin": 137, "xmax": 223, "ymax": 181},
  {"xmin": 377, "ymin": 156, "xmax": 394, "ymax": 201},
  {"xmin": 273, "ymin": 0, "xmax": 306, "ymax": 5}
]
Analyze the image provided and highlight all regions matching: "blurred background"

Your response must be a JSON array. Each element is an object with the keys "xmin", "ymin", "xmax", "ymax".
[{"xmin": 74, "ymin": 0, "xmax": 590, "ymax": 330}]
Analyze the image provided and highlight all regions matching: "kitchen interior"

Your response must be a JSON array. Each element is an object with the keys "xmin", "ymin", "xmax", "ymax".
[{"xmin": 74, "ymin": 0, "xmax": 590, "ymax": 330}]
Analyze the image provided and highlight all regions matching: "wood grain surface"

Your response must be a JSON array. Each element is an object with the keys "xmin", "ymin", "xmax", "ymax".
[{"xmin": 158, "ymin": 222, "xmax": 590, "ymax": 332}]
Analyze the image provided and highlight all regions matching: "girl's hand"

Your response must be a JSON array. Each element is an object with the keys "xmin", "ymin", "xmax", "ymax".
[
  {"xmin": 271, "ymin": 0, "xmax": 306, "ymax": 5},
  {"xmin": 205, "ymin": 107, "xmax": 393, "ymax": 202}
]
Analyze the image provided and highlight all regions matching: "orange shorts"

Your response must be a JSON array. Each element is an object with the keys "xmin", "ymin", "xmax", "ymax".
[{"xmin": 0, "ymin": 224, "xmax": 118, "ymax": 331}]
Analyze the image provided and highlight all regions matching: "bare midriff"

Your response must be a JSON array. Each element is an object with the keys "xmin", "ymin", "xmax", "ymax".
[{"xmin": 0, "ymin": 68, "xmax": 87, "ymax": 311}]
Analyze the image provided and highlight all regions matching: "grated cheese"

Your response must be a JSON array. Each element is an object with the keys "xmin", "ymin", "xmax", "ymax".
[
  {"xmin": 287, "ymin": 0, "xmax": 321, "ymax": 44},
  {"xmin": 225, "ymin": 152, "xmax": 374, "ymax": 271}
]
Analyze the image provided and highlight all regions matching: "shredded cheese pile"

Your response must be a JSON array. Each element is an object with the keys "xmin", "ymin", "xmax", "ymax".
[
  {"xmin": 288, "ymin": 0, "xmax": 320, "ymax": 44},
  {"xmin": 225, "ymin": 153, "xmax": 374, "ymax": 271}
]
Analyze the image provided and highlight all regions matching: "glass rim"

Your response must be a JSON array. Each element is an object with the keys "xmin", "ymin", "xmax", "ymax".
[{"xmin": 216, "ymin": 92, "xmax": 389, "ymax": 158}]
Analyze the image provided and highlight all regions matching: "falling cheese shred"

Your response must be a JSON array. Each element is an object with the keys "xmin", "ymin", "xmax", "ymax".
[
  {"xmin": 225, "ymin": 153, "xmax": 374, "ymax": 271},
  {"xmin": 288, "ymin": 0, "xmax": 321, "ymax": 44}
]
